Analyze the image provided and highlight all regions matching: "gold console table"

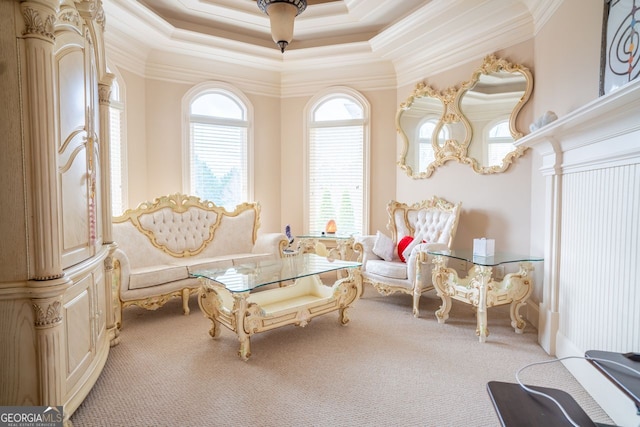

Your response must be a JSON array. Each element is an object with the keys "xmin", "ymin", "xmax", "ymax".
[{"xmin": 428, "ymin": 250, "xmax": 543, "ymax": 342}]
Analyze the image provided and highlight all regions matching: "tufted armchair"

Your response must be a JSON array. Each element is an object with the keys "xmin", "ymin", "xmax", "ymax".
[{"xmin": 356, "ymin": 197, "xmax": 461, "ymax": 317}]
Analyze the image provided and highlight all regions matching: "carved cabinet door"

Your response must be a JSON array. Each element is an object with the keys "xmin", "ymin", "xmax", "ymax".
[{"xmin": 55, "ymin": 14, "xmax": 103, "ymax": 269}]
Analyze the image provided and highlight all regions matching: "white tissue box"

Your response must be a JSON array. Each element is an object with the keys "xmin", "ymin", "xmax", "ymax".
[{"xmin": 473, "ymin": 238, "xmax": 495, "ymax": 256}]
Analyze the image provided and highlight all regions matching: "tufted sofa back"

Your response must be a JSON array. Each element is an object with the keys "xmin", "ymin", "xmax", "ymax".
[
  {"xmin": 388, "ymin": 197, "xmax": 461, "ymax": 247},
  {"xmin": 137, "ymin": 207, "xmax": 220, "ymax": 255},
  {"xmin": 113, "ymin": 193, "xmax": 260, "ymax": 268}
]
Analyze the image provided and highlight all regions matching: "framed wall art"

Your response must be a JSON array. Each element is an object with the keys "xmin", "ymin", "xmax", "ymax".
[{"xmin": 600, "ymin": 0, "xmax": 640, "ymax": 96}]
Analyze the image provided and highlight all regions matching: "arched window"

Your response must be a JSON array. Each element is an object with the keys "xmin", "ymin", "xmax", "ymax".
[
  {"xmin": 306, "ymin": 89, "xmax": 369, "ymax": 236},
  {"xmin": 183, "ymin": 83, "xmax": 252, "ymax": 210},
  {"xmin": 108, "ymin": 66, "xmax": 127, "ymax": 216},
  {"xmin": 485, "ymin": 119, "xmax": 514, "ymax": 166}
]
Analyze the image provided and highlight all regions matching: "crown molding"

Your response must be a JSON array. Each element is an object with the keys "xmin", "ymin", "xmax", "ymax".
[
  {"xmin": 372, "ymin": 0, "xmax": 534, "ymax": 88},
  {"xmin": 104, "ymin": 31, "xmax": 148, "ymax": 77},
  {"xmin": 522, "ymin": 0, "xmax": 564, "ymax": 34},
  {"xmin": 280, "ymin": 61, "xmax": 397, "ymax": 97},
  {"xmin": 103, "ymin": 0, "xmax": 544, "ymax": 92},
  {"xmin": 143, "ymin": 53, "xmax": 283, "ymax": 97},
  {"xmin": 103, "ymin": 0, "xmax": 286, "ymax": 71}
]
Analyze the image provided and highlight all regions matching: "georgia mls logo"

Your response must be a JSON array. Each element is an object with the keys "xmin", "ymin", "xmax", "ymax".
[
  {"xmin": 43, "ymin": 407, "xmax": 61, "ymax": 417},
  {"xmin": 0, "ymin": 406, "xmax": 63, "ymax": 427}
]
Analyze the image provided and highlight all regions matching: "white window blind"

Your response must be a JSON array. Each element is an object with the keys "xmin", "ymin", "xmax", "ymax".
[
  {"xmin": 109, "ymin": 106, "xmax": 123, "ymax": 215},
  {"xmin": 308, "ymin": 95, "xmax": 366, "ymax": 236},
  {"xmin": 188, "ymin": 90, "xmax": 249, "ymax": 210},
  {"xmin": 109, "ymin": 76, "xmax": 126, "ymax": 216},
  {"xmin": 189, "ymin": 120, "xmax": 247, "ymax": 210}
]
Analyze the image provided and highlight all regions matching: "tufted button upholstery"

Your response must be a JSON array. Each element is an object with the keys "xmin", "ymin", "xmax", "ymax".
[
  {"xmin": 410, "ymin": 209, "xmax": 456, "ymax": 245},
  {"xmin": 139, "ymin": 207, "xmax": 219, "ymax": 254}
]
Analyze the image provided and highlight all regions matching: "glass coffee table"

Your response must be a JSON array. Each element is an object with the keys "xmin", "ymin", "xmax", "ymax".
[
  {"xmin": 427, "ymin": 249, "xmax": 543, "ymax": 342},
  {"xmin": 191, "ymin": 253, "xmax": 362, "ymax": 360}
]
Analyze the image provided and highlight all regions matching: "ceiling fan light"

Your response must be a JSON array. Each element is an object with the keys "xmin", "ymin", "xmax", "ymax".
[{"xmin": 257, "ymin": 0, "xmax": 307, "ymax": 53}]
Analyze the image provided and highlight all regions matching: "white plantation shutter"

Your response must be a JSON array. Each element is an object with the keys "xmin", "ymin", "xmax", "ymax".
[
  {"xmin": 109, "ymin": 76, "xmax": 126, "ymax": 216},
  {"xmin": 308, "ymin": 94, "xmax": 368, "ymax": 236},
  {"xmin": 188, "ymin": 90, "xmax": 249, "ymax": 210},
  {"xmin": 109, "ymin": 105, "xmax": 123, "ymax": 215}
]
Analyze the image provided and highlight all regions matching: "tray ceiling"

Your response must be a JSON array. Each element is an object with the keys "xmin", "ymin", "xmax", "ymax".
[
  {"xmin": 132, "ymin": 0, "xmax": 428, "ymax": 50},
  {"xmin": 102, "ymin": 0, "xmax": 563, "ymax": 89}
]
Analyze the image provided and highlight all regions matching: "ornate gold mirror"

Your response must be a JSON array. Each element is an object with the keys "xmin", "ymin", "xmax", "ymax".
[{"xmin": 397, "ymin": 55, "xmax": 533, "ymax": 178}]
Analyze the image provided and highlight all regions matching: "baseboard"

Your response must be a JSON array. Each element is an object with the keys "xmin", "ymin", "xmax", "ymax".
[
  {"xmin": 556, "ymin": 333, "xmax": 639, "ymax": 427},
  {"xmin": 525, "ymin": 299, "xmax": 539, "ymax": 330}
]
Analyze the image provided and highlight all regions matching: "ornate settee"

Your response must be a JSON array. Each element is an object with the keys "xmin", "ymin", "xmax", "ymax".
[
  {"xmin": 112, "ymin": 193, "xmax": 288, "ymax": 326},
  {"xmin": 356, "ymin": 197, "xmax": 461, "ymax": 317}
]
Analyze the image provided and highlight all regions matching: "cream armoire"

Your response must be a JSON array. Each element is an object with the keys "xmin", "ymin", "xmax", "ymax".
[{"xmin": 0, "ymin": 0, "xmax": 117, "ymax": 421}]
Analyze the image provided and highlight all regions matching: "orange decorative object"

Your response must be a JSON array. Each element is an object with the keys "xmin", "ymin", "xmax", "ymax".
[{"xmin": 325, "ymin": 219, "xmax": 337, "ymax": 234}]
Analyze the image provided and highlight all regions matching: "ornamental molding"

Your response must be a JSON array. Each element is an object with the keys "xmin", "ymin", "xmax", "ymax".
[
  {"xmin": 22, "ymin": 6, "xmax": 56, "ymax": 41},
  {"xmin": 32, "ymin": 300, "xmax": 62, "ymax": 327},
  {"xmin": 95, "ymin": 3, "xmax": 106, "ymax": 31},
  {"xmin": 58, "ymin": 9, "xmax": 81, "ymax": 28},
  {"xmin": 98, "ymin": 84, "xmax": 111, "ymax": 104}
]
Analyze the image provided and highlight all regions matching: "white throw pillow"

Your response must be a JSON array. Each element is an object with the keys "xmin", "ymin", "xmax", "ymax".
[{"xmin": 372, "ymin": 231, "xmax": 395, "ymax": 262}]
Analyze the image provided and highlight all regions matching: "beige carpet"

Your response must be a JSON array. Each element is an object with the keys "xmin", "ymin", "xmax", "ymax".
[{"xmin": 71, "ymin": 288, "xmax": 612, "ymax": 426}]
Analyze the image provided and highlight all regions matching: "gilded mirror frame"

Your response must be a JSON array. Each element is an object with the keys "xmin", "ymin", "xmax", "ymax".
[{"xmin": 397, "ymin": 55, "xmax": 533, "ymax": 178}]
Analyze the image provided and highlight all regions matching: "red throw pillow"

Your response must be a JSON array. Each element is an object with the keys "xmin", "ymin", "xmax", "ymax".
[{"xmin": 397, "ymin": 236, "xmax": 414, "ymax": 263}]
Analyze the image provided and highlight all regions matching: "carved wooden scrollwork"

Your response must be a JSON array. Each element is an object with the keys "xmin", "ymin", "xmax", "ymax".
[
  {"xmin": 32, "ymin": 300, "xmax": 63, "ymax": 327},
  {"xmin": 22, "ymin": 6, "xmax": 56, "ymax": 40}
]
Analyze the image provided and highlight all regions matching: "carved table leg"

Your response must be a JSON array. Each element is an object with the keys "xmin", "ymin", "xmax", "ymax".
[
  {"xmin": 182, "ymin": 288, "xmax": 191, "ymax": 315},
  {"xmin": 432, "ymin": 256, "xmax": 452, "ymax": 323},
  {"xmin": 339, "ymin": 307, "xmax": 351, "ymax": 325},
  {"xmin": 510, "ymin": 300, "xmax": 527, "ymax": 334},
  {"xmin": 198, "ymin": 284, "xmax": 222, "ymax": 338},
  {"xmin": 232, "ymin": 293, "xmax": 252, "ymax": 361},
  {"xmin": 337, "ymin": 269, "xmax": 362, "ymax": 325},
  {"xmin": 474, "ymin": 265, "xmax": 492, "ymax": 343},
  {"xmin": 508, "ymin": 262, "xmax": 534, "ymax": 334},
  {"xmin": 412, "ymin": 286, "xmax": 422, "ymax": 318}
]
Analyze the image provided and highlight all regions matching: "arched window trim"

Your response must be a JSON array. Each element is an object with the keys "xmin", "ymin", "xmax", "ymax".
[
  {"xmin": 181, "ymin": 81, "xmax": 254, "ymax": 203},
  {"xmin": 303, "ymin": 86, "xmax": 370, "ymax": 235}
]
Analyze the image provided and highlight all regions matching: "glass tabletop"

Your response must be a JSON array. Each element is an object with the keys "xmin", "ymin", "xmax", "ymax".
[
  {"xmin": 426, "ymin": 249, "xmax": 543, "ymax": 266},
  {"xmin": 191, "ymin": 253, "xmax": 361, "ymax": 293}
]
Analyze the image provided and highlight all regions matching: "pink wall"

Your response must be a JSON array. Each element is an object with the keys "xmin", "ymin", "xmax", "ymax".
[
  {"xmin": 395, "ymin": 40, "xmax": 535, "ymax": 255},
  {"xmin": 121, "ymin": 69, "xmax": 147, "ymax": 208}
]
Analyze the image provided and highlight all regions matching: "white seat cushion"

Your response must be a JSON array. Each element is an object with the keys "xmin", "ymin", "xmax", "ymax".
[
  {"xmin": 366, "ymin": 260, "xmax": 408, "ymax": 280},
  {"xmin": 129, "ymin": 265, "xmax": 189, "ymax": 290}
]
